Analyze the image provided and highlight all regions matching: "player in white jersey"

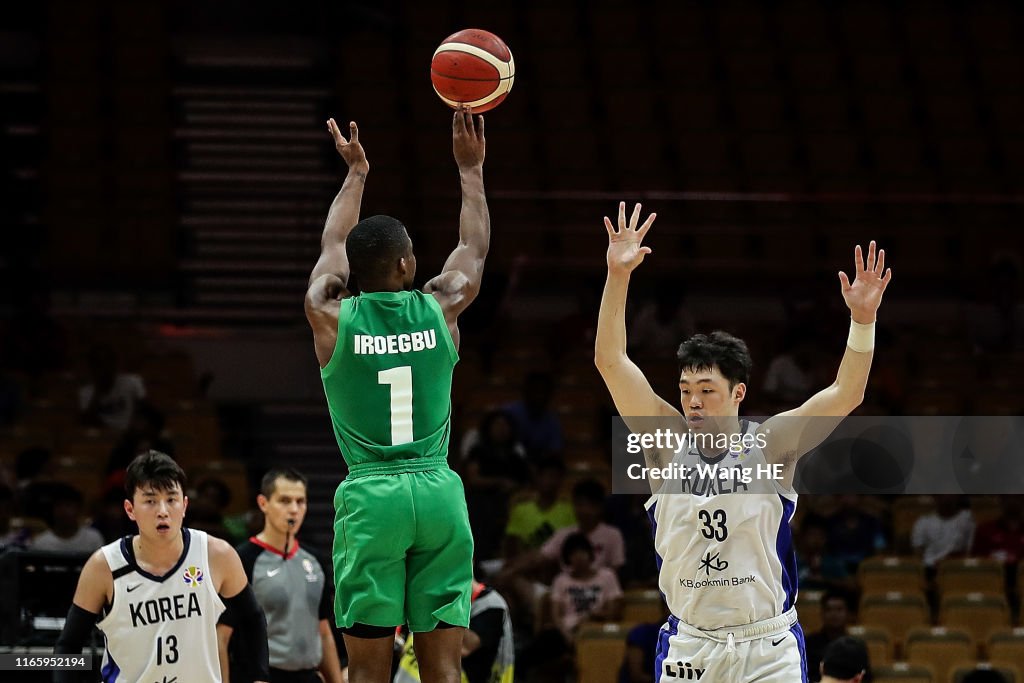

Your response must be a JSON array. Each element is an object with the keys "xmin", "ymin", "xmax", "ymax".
[
  {"xmin": 54, "ymin": 450, "xmax": 271, "ymax": 683},
  {"xmin": 595, "ymin": 202, "xmax": 892, "ymax": 682}
]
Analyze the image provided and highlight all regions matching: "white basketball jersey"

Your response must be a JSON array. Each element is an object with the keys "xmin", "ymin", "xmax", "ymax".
[
  {"xmin": 96, "ymin": 528, "xmax": 225, "ymax": 683},
  {"xmin": 646, "ymin": 420, "xmax": 799, "ymax": 630}
]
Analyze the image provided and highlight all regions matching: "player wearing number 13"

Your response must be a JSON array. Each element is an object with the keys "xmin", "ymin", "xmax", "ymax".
[{"xmin": 304, "ymin": 108, "xmax": 488, "ymax": 683}]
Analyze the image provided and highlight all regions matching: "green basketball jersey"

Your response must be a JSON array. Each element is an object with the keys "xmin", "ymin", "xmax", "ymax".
[{"xmin": 320, "ymin": 290, "xmax": 459, "ymax": 468}]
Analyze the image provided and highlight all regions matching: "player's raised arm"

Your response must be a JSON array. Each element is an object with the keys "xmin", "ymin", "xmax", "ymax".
[
  {"xmin": 595, "ymin": 202, "xmax": 680, "ymax": 427},
  {"xmin": 307, "ymin": 119, "xmax": 368, "ymax": 291},
  {"xmin": 761, "ymin": 241, "xmax": 893, "ymax": 469},
  {"xmin": 424, "ymin": 106, "xmax": 488, "ymax": 348}
]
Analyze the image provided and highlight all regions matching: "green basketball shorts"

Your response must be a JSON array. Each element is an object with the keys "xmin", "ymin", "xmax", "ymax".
[{"xmin": 331, "ymin": 457, "xmax": 474, "ymax": 632}]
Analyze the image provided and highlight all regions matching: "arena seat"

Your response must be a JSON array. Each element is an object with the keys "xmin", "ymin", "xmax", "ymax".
[
  {"xmin": 576, "ymin": 622, "xmax": 628, "ymax": 683},
  {"xmin": 905, "ymin": 626, "xmax": 976, "ymax": 683},
  {"xmin": 939, "ymin": 594, "xmax": 1011, "ymax": 644}
]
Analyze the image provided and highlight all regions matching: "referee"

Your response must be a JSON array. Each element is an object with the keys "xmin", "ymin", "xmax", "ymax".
[{"xmin": 218, "ymin": 468, "xmax": 345, "ymax": 683}]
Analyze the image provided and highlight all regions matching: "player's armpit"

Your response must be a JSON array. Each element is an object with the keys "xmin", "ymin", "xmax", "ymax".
[{"xmin": 758, "ymin": 407, "xmax": 846, "ymax": 466}]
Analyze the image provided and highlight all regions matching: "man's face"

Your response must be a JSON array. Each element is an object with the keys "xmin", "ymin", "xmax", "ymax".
[
  {"xmin": 258, "ymin": 477, "xmax": 307, "ymax": 537},
  {"xmin": 822, "ymin": 597, "xmax": 849, "ymax": 630},
  {"xmin": 125, "ymin": 483, "xmax": 187, "ymax": 540},
  {"xmin": 679, "ymin": 365, "xmax": 745, "ymax": 430}
]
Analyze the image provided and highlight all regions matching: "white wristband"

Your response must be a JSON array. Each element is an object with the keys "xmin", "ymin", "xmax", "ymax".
[{"xmin": 847, "ymin": 319, "xmax": 875, "ymax": 353}]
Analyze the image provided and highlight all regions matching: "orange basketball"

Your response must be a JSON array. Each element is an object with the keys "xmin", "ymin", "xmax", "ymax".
[{"xmin": 431, "ymin": 29, "xmax": 515, "ymax": 113}]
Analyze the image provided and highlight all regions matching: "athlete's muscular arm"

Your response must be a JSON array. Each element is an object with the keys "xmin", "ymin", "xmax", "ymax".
[
  {"xmin": 210, "ymin": 538, "xmax": 271, "ymax": 683},
  {"xmin": 595, "ymin": 203, "xmax": 680, "ymax": 469},
  {"xmin": 424, "ymin": 106, "xmax": 488, "ymax": 350},
  {"xmin": 318, "ymin": 619, "xmax": 346, "ymax": 683},
  {"xmin": 305, "ymin": 118, "xmax": 366, "ymax": 366},
  {"xmin": 308, "ymin": 119, "xmax": 368, "ymax": 289},
  {"xmin": 53, "ymin": 551, "xmax": 111, "ymax": 680},
  {"xmin": 762, "ymin": 241, "xmax": 892, "ymax": 474}
]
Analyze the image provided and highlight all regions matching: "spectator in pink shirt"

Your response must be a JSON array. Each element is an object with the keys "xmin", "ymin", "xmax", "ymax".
[
  {"xmin": 541, "ymin": 479, "xmax": 625, "ymax": 575},
  {"xmin": 551, "ymin": 533, "xmax": 624, "ymax": 641}
]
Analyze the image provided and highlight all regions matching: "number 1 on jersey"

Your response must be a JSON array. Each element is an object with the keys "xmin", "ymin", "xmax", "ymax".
[{"xmin": 378, "ymin": 366, "xmax": 413, "ymax": 445}]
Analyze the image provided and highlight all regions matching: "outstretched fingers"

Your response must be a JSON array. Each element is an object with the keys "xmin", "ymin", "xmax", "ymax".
[
  {"xmin": 854, "ymin": 244, "xmax": 865, "ymax": 276},
  {"xmin": 604, "ymin": 216, "xmax": 616, "ymax": 238},
  {"xmin": 875, "ymin": 248, "xmax": 885, "ymax": 276},
  {"xmin": 638, "ymin": 212, "xmax": 657, "ymax": 239},
  {"xmin": 327, "ymin": 118, "xmax": 348, "ymax": 146},
  {"xmin": 349, "ymin": 121, "xmax": 359, "ymax": 144},
  {"xmin": 629, "ymin": 202, "xmax": 642, "ymax": 230},
  {"xmin": 617, "ymin": 201, "xmax": 627, "ymax": 231}
]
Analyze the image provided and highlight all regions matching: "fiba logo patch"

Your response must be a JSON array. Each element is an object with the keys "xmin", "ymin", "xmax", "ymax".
[
  {"xmin": 302, "ymin": 558, "xmax": 319, "ymax": 583},
  {"xmin": 182, "ymin": 565, "xmax": 204, "ymax": 587}
]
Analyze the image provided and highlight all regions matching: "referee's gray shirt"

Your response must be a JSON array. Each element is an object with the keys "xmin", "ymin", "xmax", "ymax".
[{"xmin": 221, "ymin": 537, "xmax": 333, "ymax": 673}]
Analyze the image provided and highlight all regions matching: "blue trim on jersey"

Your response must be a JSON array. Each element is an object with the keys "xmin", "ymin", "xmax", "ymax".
[
  {"xmin": 646, "ymin": 499, "xmax": 664, "ymax": 571},
  {"xmin": 775, "ymin": 495, "xmax": 799, "ymax": 611},
  {"xmin": 101, "ymin": 650, "xmax": 121, "ymax": 683},
  {"xmin": 653, "ymin": 614, "xmax": 678, "ymax": 683},
  {"xmin": 790, "ymin": 621, "xmax": 808, "ymax": 683}
]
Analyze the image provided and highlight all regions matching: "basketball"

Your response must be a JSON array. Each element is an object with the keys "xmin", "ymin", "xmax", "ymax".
[{"xmin": 431, "ymin": 29, "xmax": 515, "ymax": 113}]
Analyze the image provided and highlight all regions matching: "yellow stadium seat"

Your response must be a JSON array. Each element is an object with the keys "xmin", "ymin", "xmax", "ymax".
[
  {"xmin": 860, "ymin": 592, "xmax": 931, "ymax": 647},
  {"xmin": 949, "ymin": 661, "xmax": 1020, "ymax": 683},
  {"xmin": 847, "ymin": 625, "xmax": 893, "ymax": 666},
  {"xmin": 189, "ymin": 460, "xmax": 250, "ymax": 514},
  {"xmin": 872, "ymin": 662, "xmax": 935, "ymax": 683},
  {"xmin": 797, "ymin": 591, "xmax": 823, "ymax": 635},
  {"xmin": 860, "ymin": 556, "xmax": 926, "ymax": 594},
  {"xmin": 576, "ymin": 623, "xmax": 628, "ymax": 683},
  {"xmin": 622, "ymin": 589, "xmax": 665, "ymax": 626},
  {"xmin": 905, "ymin": 627, "xmax": 975, "ymax": 683},
  {"xmin": 939, "ymin": 594, "xmax": 1011, "ymax": 644},
  {"xmin": 986, "ymin": 628, "xmax": 1024, "ymax": 664},
  {"xmin": 937, "ymin": 558, "xmax": 1006, "ymax": 598}
]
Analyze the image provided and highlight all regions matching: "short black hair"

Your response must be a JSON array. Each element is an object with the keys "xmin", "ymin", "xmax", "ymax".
[
  {"xmin": 572, "ymin": 479, "xmax": 605, "ymax": 505},
  {"xmin": 346, "ymin": 215, "xmax": 411, "ymax": 285},
  {"xmin": 560, "ymin": 532, "xmax": 594, "ymax": 565},
  {"xmin": 260, "ymin": 468, "xmax": 308, "ymax": 498},
  {"xmin": 676, "ymin": 331, "xmax": 752, "ymax": 389},
  {"xmin": 125, "ymin": 450, "xmax": 186, "ymax": 500},
  {"xmin": 821, "ymin": 636, "xmax": 869, "ymax": 679}
]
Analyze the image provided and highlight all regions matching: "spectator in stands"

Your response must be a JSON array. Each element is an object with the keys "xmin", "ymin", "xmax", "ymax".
[
  {"xmin": 395, "ymin": 578, "xmax": 514, "ymax": 683},
  {"xmin": 15, "ymin": 447, "xmax": 66, "ymax": 521},
  {"xmin": 606, "ymin": 492, "xmax": 659, "ymax": 587},
  {"xmin": 911, "ymin": 494, "xmax": 974, "ymax": 569},
  {"xmin": 0, "ymin": 484, "xmax": 30, "ymax": 548},
  {"xmin": 105, "ymin": 400, "xmax": 175, "ymax": 476},
  {"xmin": 79, "ymin": 344, "xmax": 146, "ymax": 431},
  {"xmin": 503, "ymin": 372, "xmax": 563, "ymax": 460},
  {"xmin": 626, "ymin": 288, "xmax": 694, "ymax": 360},
  {"xmin": 503, "ymin": 456, "xmax": 575, "ymax": 558},
  {"xmin": 972, "ymin": 494, "xmax": 1024, "ymax": 567},
  {"xmin": 618, "ymin": 601, "xmax": 670, "ymax": 683},
  {"xmin": 805, "ymin": 591, "xmax": 854, "ymax": 683},
  {"xmin": 462, "ymin": 410, "xmax": 531, "ymax": 561},
  {"xmin": 30, "ymin": 483, "xmax": 104, "ymax": 553},
  {"xmin": 540, "ymin": 479, "xmax": 625, "ymax": 576},
  {"xmin": 825, "ymin": 495, "xmax": 888, "ymax": 575},
  {"xmin": 188, "ymin": 477, "xmax": 236, "ymax": 543},
  {"xmin": 818, "ymin": 636, "xmax": 868, "ymax": 683},
  {"xmin": 762, "ymin": 329, "xmax": 817, "ymax": 407},
  {"xmin": 550, "ymin": 533, "xmax": 623, "ymax": 641},
  {"xmin": 797, "ymin": 520, "xmax": 855, "ymax": 593}
]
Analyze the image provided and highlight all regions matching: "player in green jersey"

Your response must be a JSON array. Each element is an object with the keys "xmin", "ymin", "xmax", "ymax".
[{"xmin": 304, "ymin": 106, "xmax": 488, "ymax": 683}]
